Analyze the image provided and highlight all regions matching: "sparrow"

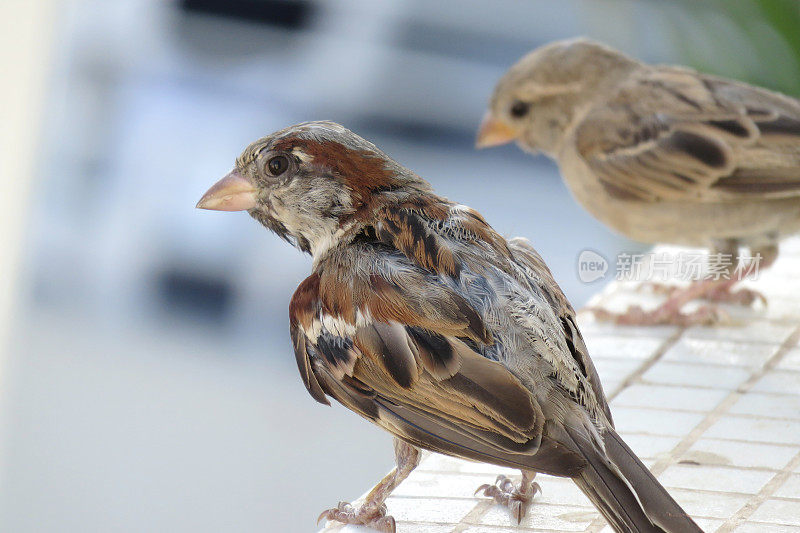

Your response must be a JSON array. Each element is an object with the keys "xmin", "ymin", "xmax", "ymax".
[
  {"xmin": 197, "ymin": 121, "xmax": 701, "ymax": 532},
  {"xmin": 478, "ymin": 38, "xmax": 800, "ymax": 326}
]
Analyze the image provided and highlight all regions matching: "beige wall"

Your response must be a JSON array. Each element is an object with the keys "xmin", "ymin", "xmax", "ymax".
[
  {"xmin": 0, "ymin": 0, "xmax": 56, "ymax": 491},
  {"xmin": 0, "ymin": 1, "xmax": 55, "ymax": 353}
]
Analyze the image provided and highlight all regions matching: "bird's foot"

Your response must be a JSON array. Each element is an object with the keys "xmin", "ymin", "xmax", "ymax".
[
  {"xmin": 635, "ymin": 280, "xmax": 766, "ymax": 307},
  {"xmin": 317, "ymin": 501, "xmax": 396, "ymax": 533},
  {"xmin": 704, "ymin": 285, "xmax": 766, "ymax": 306},
  {"xmin": 316, "ymin": 439, "xmax": 419, "ymax": 532},
  {"xmin": 475, "ymin": 474, "xmax": 541, "ymax": 523},
  {"xmin": 587, "ymin": 303, "xmax": 726, "ymax": 327},
  {"xmin": 635, "ymin": 281, "xmax": 683, "ymax": 296}
]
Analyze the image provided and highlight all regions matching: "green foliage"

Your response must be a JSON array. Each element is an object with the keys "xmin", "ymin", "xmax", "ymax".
[
  {"xmin": 756, "ymin": 0, "xmax": 800, "ymax": 66},
  {"xmin": 668, "ymin": 0, "xmax": 800, "ymax": 96}
]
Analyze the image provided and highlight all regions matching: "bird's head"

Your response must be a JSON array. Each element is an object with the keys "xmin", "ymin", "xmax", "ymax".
[
  {"xmin": 197, "ymin": 121, "xmax": 433, "ymax": 260},
  {"xmin": 476, "ymin": 38, "xmax": 638, "ymax": 156}
]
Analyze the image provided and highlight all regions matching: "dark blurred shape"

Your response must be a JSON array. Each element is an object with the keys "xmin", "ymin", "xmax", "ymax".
[
  {"xmin": 352, "ymin": 115, "xmax": 475, "ymax": 150},
  {"xmin": 156, "ymin": 268, "xmax": 232, "ymax": 321},
  {"xmin": 180, "ymin": 0, "xmax": 315, "ymax": 29}
]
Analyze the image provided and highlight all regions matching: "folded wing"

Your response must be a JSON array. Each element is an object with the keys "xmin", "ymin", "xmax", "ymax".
[
  {"xmin": 288, "ymin": 250, "xmax": 587, "ymax": 476},
  {"xmin": 575, "ymin": 67, "xmax": 800, "ymax": 202}
]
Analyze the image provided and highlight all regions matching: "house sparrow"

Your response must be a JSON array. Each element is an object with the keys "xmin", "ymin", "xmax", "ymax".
[
  {"xmin": 478, "ymin": 38, "xmax": 800, "ymax": 325},
  {"xmin": 197, "ymin": 121, "xmax": 701, "ymax": 532}
]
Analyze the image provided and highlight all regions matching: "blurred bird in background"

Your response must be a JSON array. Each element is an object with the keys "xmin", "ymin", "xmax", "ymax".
[
  {"xmin": 197, "ymin": 121, "xmax": 702, "ymax": 533},
  {"xmin": 478, "ymin": 38, "xmax": 800, "ymax": 326}
]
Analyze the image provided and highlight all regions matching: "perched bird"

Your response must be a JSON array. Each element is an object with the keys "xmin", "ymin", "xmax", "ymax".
[
  {"xmin": 197, "ymin": 121, "xmax": 701, "ymax": 532},
  {"xmin": 478, "ymin": 38, "xmax": 800, "ymax": 325}
]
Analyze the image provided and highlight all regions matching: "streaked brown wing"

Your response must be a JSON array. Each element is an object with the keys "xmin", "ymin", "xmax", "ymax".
[
  {"xmin": 289, "ymin": 265, "xmax": 586, "ymax": 476},
  {"xmin": 308, "ymin": 319, "xmax": 587, "ymax": 476},
  {"xmin": 575, "ymin": 68, "xmax": 800, "ymax": 202},
  {"xmin": 311, "ymin": 358, "xmax": 586, "ymax": 476}
]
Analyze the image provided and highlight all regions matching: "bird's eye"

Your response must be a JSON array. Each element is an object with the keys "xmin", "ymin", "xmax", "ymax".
[
  {"xmin": 510, "ymin": 101, "xmax": 530, "ymax": 118},
  {"xmin": 267, "ymin": 155, "xmax": 289, "ymax": 176}
]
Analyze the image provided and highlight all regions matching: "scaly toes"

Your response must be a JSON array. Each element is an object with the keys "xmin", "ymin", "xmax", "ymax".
[
  {"xmin": 510, "ymin": 480, "xmax": 541, "ymax": 523},
  {"xmin": 585, "ymin": 304, "xmax": 727, "ymax": 326},
  {"xmin": 475, "ymin": 475, "xmax": 539, "ymax": 524},
  {"xmin": 585, "ymin": 305, "xmax": 657, "ymax": 326},
  {"xmin": 508, "ymin": 499, "xmax": 524, "ymax": 524},
  {"xmin": 581, "ymin": 306, "xmax": 635, "ymax": 324},
  {"xmin": 705, "ymin": 287, "xmax": 767, "ymax": 306},
  {"xmin": 317, "ymin": 501, "xmax": 355, "ymax": 525},
  {"xmin": 676, "ymin": 305, "xmax": 728, "ymax": 326},
  {"xmin": 635, "ymin": 281, "xmax": 682, "ymax": 296},
  {"xmin": 318, "ymin": 501, "xmax": 395, "ymax": 532},
  {"xmin": 371, "ymin": 515, "xmax": 397, "ymax": 533},
  {"xmin": 474, "ymin": 475, "xmax": 514, "ymax": 500}
]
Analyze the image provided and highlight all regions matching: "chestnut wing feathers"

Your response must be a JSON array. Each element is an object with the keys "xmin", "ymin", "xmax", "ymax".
[
  {"xmin": 288, "ymin": 270, "xmax": 564, "ymax": 467},
  {"xmin": 575, "ymin": 68, "xmax": 800, "ymax": 202},
  {"xmin": 289, "ymin": 265, "xmax": 541, "ymax": 437},
  {"xmin": 287, "ymin": 204, "xmax": 606, "ymax": 475},
  {"xmin": 290, "ymin": 324, "xmax": 330, "ymax": 405}
]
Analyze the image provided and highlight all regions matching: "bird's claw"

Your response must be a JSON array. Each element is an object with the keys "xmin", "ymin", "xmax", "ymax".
[
  {"xmin": 705, "ymin": 286, "xmax": 767, "ymax": 306},
  {"xmin": 317, "ymin": 501, "xmax": 396, "ymax": 532},
  {"xmin": 635, "ymin": 281, "xmax": 767, "ymax": 307},
  {"xmin": 635, "ymin": 281, "xmax": 681, "ymax": 296},
  {"xmin": 586, "ymin": 303, "xmax": 727, "ymax": 326},
  {"xmin": 475, "ymin": 475, "xmax": 540, "ymax": 523}
]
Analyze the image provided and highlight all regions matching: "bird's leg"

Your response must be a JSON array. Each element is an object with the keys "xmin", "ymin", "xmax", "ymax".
[
  {"xmin": 589, "ymin": 279, "xmax": 727, "ymax": 326},
  {"xmin": 634, "ymin": 281, "xmax": 683, "ymax": 296},
  {"xmin": 475, "ymin": 470, "xmax": 541, "ymax": 523},
  {"xmin": 702, "ymin": 245, "xmax": 775, "ymax": 306},
  {"xmin": 702, "ymin": 278, "xmax": 766, "ymax": 306},
  {"xmin": 589, "ymin": 244, "xmax": 775, "ymax": 326},
  {"xmin": 318, "ymin": 438, "xmax": 420, "ymax": 533},
  {"xmin": 635, "ymin": 278, "xmax": 765, "ymax": 306}
]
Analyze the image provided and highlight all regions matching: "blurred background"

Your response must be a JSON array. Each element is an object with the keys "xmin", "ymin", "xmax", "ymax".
[{"xmin": 1, "ymin": 1, "xmax": 798, "ymax": 531}]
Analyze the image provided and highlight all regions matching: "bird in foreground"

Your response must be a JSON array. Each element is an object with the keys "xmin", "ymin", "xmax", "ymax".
[
  {"xmin": 478, "ymin": 38, "xmax": 800, "ymax": 326},
  {"xmin": 197, "ymin": 121, "xmax": 701, "ymax": 532}
]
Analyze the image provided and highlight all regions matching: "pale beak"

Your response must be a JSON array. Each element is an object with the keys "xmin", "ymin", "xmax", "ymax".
[
  {"xmin": 475, "ymin": 112, "xmax": 519, "ymax": 148},
  {"xmin": 196, "ymin": 170, "xmax": 258, "ymax": 211}
]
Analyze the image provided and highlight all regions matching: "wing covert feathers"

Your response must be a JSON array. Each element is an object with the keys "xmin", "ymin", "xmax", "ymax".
[{"xmin": 575, "ymin": 68, "xmax": 800, "ymax": 202}]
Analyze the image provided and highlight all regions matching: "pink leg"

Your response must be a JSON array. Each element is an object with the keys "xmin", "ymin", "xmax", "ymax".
[
  {"xmin": 318, "ymin": 439, "xmax": 420, "ymax": 533},
  {"xmin": 701, "ymin": 249, "xmax": 774, "ymax": 306},
  {"xmin": 589, "ymin": 253, "xmax": 773, "ymax": 326},
  {"xmin": 704, "ymin": 279, "xmax": 766, "ymax": 306},
  {"xmin": 637, "ymin": 280, "xmax": 765, "ymax": 306},
  {"xmin": 589, "ymin": 278, "xmax": 727, "ymax": 326}
]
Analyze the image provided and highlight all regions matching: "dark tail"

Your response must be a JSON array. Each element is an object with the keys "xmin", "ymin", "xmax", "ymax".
[{"xmin": 570, "ymin": 425, "xmax": 703, "ymax": 533}]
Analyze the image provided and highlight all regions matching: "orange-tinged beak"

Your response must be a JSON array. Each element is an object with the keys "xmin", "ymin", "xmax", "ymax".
[
  {"xmin": 196, "ymin": 170, "xmax": 258, "ymax": 211},
  {"xmin": 475, "ymin": 112, "xmax": 519, "ymax": 148}
]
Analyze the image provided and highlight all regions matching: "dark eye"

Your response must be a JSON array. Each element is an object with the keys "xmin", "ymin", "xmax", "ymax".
[
  {"xmin": 267, "ymin": 155, "xmax": 289, "ymax": 176},
  {"xmin": 510, "ymin": 101, "xmax": 530, "ymax": 118}
]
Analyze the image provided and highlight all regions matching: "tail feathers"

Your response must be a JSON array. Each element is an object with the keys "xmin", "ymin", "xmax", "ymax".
[
  {"xmin": 569, "ymin": 425, "xmax": 703, "ymax": 533},
  {"xmin": 603, "ymin": 428, "xmax": 702, "ymax": 532},
  {"xmin": 573, "ymin": 450, "xmax": 663, "ymax": 532}
]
